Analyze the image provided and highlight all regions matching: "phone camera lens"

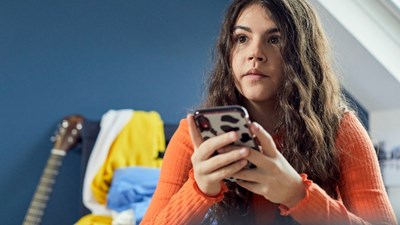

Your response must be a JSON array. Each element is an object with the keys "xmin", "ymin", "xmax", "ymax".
[{"xmin": 197, "ymin": 115, "xmax": 211, "ymax": 131}]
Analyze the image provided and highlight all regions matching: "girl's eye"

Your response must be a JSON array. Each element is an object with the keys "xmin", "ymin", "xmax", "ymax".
[
  {"xmin": 235, "ymin": 35, "xmax": 248, "ymax": 44},
  {"xmin": 268, "ymin": 36, "xmax": 280, "ymax": 45}
]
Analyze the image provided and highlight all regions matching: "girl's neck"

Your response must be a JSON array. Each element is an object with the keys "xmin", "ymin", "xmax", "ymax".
[{"xmin": 244, "ymin": 100, "xmax": 278, "ymax": 134}]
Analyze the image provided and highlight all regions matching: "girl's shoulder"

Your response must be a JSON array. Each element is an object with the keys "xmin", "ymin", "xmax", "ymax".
[
  {"xmin": 339, "ymin": 110, "xmax": 366, "ymax": 133},
  {"xmin": 336, "ymin": 110, "xmax": 372, "ymax": 151}
]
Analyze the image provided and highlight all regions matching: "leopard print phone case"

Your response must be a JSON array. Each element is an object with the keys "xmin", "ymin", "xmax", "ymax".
[{"xmin": 194, "ymin": 105, "xmax": 260, "ymax": 181}]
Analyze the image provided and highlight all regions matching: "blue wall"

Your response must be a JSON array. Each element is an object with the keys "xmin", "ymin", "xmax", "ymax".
[{"xmin": 0, "ymin": 1, "xmax": 229, "ymax": 224}]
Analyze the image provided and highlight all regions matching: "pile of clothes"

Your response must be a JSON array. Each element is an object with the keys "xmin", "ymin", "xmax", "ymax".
[{"xmin": 76, "ymin": 109, "xmax": 165, "ymax": 225}]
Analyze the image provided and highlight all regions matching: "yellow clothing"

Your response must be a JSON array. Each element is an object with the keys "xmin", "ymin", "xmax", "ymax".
[
  {"xmin": 74, "ymin": 214, "xmax": 112, "ymax": 225},
  {"xmin": 92, "ymin": 110, "xmax": 165, "ymax": 204},
  {"xmin": 76, "ymin": 111, "xmax": 165, "ymax": 225}
]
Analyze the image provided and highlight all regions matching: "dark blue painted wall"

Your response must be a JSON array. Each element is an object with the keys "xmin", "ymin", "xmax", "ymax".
[{"xmin": 0, "ymin": 1, "xmax": 229, "ymax": 224}]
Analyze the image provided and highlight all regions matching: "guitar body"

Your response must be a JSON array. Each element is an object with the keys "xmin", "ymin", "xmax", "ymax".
[{"xmin": 22, "ymin": 115, "xmax": 84, "ymax": 225}]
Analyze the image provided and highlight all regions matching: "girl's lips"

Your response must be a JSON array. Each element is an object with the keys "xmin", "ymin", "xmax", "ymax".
[
  {"xmin": 243, "ymin": 68, "xmax": 269, "ymax": 78},
  {"xmin": 244, "ymin": 74, "xmax": 267, "ymax": 81}
]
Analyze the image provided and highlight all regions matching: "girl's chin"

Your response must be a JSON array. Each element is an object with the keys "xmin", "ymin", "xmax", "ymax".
[
  {"xmin": 243, "ymin": 95, "xmax": 274, "ymax": 103},
  {"xmin": 242, "ymin": 90, "xmax": 270, "ymax": 99},
  {"xmin": 241, "ymin": 90, "xmax": 278, "ymax": 103}
]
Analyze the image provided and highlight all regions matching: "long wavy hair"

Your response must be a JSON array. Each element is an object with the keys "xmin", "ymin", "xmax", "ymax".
[{"xmin": 201, "ymin": 0, "xmax": 349, "ymax": 224}]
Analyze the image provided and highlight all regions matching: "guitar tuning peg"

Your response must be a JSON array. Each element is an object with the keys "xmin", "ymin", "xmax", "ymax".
[
  {"xmin": 50, "ymin": 136, "xmax": 56, "ymax": 142},
  {"xmin": 62, "ymin": 120, "xmax": 69, "ymax": 128},
  {"xmin": 68, "ymin": 137, "xmax": 74, "ymax": 143},
  {"xmin": 71, "ymin": 129, "xmax": 78, "ymax": 136},
  {"xmin": 76, "ymin": 123, "xmax": 83, "ymax": 130}
]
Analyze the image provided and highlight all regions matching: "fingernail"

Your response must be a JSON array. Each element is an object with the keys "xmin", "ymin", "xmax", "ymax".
[
  {"xmin": 254, "ymin": 122, "xmax": 260, "ymax": 130},
  {"xmin": 240, "ymin": 148, "xmax": 248, "ymax": 155},
  {"xmin": 229, "ymin": 132, "xmax": 236, "ymax": 140}
]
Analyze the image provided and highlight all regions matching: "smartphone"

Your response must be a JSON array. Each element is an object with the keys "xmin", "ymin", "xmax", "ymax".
[{"xmin": 193, "ymin": 105, "xmax": 260, "ymax": 174}]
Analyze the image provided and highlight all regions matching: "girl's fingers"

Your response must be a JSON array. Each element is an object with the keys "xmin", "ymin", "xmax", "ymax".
[
  {"xmin": 217, "ymin": 144, "xmax": 240, "ymax": 154},
  {"xmin": 208, "ymin": 159, "xmax": 249, "ymax": 182},
  {"xmin": 232, "ymin": 165, "xmax": 262, "ymax": 182},
  {"xmin": 236, "ymin": 180, "xmax": 264, "ymax": 195},
  {"xmin": 242, "ymin": 148, "xmax": 276, "ymax": 169},
  {"xmin": 187, "ymin": 114, "xmax": 203, "ymax": 148},
  {"xmin": 202, "ymin": 147, "xmax": 249, "ymax": 174},
  {"xmin": 250, "ymin": 122, "xmax": 278, "ymax": 158},
  {"xmin": 188, "ymin": 114, "xmax": 239, "ymax": 160}
]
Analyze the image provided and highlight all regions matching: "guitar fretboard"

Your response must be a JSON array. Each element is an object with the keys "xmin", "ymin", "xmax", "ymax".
[{"xmin": 22, "ymin": 149, "xmax": 66, "ymax": 225}]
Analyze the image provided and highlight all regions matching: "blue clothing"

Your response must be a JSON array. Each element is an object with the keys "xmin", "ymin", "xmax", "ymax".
[{"xmin": 107, "ymin": 167, "xmax": 160, "ymax": 224}]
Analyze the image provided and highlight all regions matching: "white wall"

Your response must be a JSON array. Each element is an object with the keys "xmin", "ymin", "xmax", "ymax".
[
  {"xmin": 370, "ymin": 108, "xmax": 400, "ymax": 154},
  {"xmin": 370, "ymin": 108, "xmax": 400, "ymax": 220},
  {"xmin": 312, "ymin": 0, "xmax": 400, "ymax": 111}
]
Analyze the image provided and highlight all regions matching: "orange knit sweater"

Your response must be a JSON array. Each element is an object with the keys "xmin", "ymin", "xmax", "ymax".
[{"xmin": 141, "ymin": 113, "xmax": 397, "ymax": 224}]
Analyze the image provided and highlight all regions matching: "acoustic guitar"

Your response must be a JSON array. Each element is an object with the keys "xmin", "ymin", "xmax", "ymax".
[{"xmin": 22, "ymin": 115, "xmax": 84, "ymax": 225}]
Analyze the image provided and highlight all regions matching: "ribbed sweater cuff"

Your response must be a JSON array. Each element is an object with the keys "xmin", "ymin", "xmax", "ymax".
[
  {"xmin": 279, "ymin": 173, "xmax": 313, "ymax": 216},
  {"xmin": 278, "ymin": 173, "xmax": 349, "ymax": 225},
  {"xmin": 188, "ymin": 168, "xmax": 228, "ymax": 203}
]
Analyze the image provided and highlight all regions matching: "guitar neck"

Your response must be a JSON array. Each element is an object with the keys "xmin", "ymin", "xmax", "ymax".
[{"xmin": 22, "ymin": 149, "xmax": 66, "ymax": 225}]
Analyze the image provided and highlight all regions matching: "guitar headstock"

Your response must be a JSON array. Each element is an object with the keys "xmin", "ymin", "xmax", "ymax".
[{"xmin": 52, "ymin": 115, "xmax": 84, "ymax": 151}]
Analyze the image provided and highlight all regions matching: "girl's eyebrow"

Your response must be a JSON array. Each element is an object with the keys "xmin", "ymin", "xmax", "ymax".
[{"xmin": 232, "ymin": 25, "xmax": 280, "ymax": 34}]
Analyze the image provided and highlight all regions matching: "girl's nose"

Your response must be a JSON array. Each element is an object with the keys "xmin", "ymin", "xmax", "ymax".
[
  {"xmin": 248, "ymin": 43, "xmax": 267, "ymax": 63},
  {"xmin": 248, "ymin": 55, "xmax": 266, "ymax": 62}
]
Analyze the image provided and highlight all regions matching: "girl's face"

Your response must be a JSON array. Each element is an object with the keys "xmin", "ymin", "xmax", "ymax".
[{"xmin": 231, "ymin": 4, "xmax": 284, "ymax": 105}]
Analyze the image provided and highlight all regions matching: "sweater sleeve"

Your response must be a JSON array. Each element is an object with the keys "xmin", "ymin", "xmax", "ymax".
[
  {"xmin": 280, "ymin": 112, "xmax": 397, "ymax": 225},
  {"xmin": 140, "ymin": 119, "xmax": 227, "ymax": 225}
]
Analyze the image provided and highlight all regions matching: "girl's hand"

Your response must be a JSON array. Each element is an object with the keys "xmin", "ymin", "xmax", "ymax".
[
  {"xmin": 187, "ymin": 114, "xmax": 250, "ymax": 196},
  {"xmin": 232, "ymin": 122, "xmax": 306, "ymax": 208}
]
